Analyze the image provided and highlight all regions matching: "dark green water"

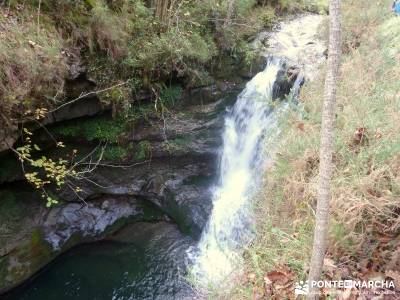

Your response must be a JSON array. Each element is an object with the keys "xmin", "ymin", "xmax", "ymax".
[{"xmin": 5, "ymin": 222, "xmax": 194, "ymax": 300}]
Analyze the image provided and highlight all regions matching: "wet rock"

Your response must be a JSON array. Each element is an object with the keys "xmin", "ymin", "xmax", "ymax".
[
  {"xmin": 252, "ymin": 14, "xmax": 327, "ymax": 80},
  {"xmin": 0, "ymin": 87, "xmax": 232, "ymax": 294},
  {"xmin": 273, "ymin": 64, "xmax": 304, "ymax": 100},
  {"xmin": 237, "ymin": 55, "xmax": 268, "ymax": 79},
  {"xmin": 43, "ymin": 96, "xmax": 103, "ymax": 125},
  {"xmin": 182, "ymin": 85, "xmax": 226, "ymax": 106},
  {"xmin": 0, "ymin": 123, "xmax": 18, "ymax": 153},
  {"xmin": 43, "ymin": 197, "xmax": 137, "ymax": 250},
  {"xmin": 0, "ymin": 195, "xmax": 166, "ymax": 294}
]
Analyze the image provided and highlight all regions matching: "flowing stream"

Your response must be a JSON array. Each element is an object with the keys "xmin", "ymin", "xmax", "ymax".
[{"xmin": 5, "ymin": 14, "xmax": 325, "ymax": 300}]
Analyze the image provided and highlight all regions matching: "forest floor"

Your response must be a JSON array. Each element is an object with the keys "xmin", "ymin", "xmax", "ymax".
[{"xmin": 218, "ymin": 0, "xmax": 400, "ymax": 299}]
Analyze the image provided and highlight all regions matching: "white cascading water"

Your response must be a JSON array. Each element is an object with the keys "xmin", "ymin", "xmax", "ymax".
[{"xmin": 189, "ymin": 58, "xmax": 294, "ymax": 287}]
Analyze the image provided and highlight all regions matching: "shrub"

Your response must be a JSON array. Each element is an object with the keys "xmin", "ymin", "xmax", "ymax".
[
  {"xmin": 0, "ymin": 7, "xmax": 67, "ymax": 125},
  {"xmin": 160, "ymin": 86, "xmax": 183, "ymax": 107},
  {"xmin": 88, "ymin": 3, "xmax": 130, "ymax": 59}
]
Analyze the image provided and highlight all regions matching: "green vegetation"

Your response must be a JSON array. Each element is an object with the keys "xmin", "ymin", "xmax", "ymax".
[
  {"xmin": 224, "ymin": 1, "xmax": 400, "ymax": 298},
  {"xmin": 0, "ymin": 191, "xmax": 24, "ymax": 229},
  {"xmin": 101, "ymin": 145, "xmax": 132, "ymax": 161},
  {"xmin": 0, "ymin": 0, "xmax": 327, "ymax": 127},
  {"xmin": 163, "ymin": 136, "xmax": 192, "ymax": 153},
  {"xmin": 53, "ymin": 115, "xmax": 127, "ymax": 143},
  {"xmin": 0, "ymin": 0, "xmax": 328, "ymax": 202},
  {"xmin": 8, "ymin": 125, "xmax": 80, "ymax": 207},
  {"xmin": 160, "ymin": 86, "xmax": 183, "ymax": 107},
  {"xmin": 134, "ymin": 141, "xmax": 152, "ymax": 161},
  {"xmin": 0, "ymin": 7, "xmax": 67, "ymax": 126},
  {"xmin": 276, "ymin": 0, "xmax": 328, "ymax": 13}
]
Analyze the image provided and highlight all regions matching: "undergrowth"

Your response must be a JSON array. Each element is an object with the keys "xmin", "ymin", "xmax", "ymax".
[
  {"xmin": 0, "ymin": 0, "xmax": 328, "ymax": 126},
  {"xmin": 223, "ymin": 0, "xmax": 400, "ymax": 299}
]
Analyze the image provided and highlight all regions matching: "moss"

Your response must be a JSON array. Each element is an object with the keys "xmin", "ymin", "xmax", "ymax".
[
  {"xmin": 134, "ymin": 140, "xmax": 151, "ymax": 161},
  {"xmin": 160, "ymin": 85, "xmax": 183, "ymax": 107},
  {"xmin": 163, "ymin": 136, "xmax": 192, "ymax": 153},
  {"xmin": 20, "ymin": 228, "xmax": 53, "ymax": 261},
  {"xmin": 0, "ymin": 190, "xmax": 28, "ymax": 240},
  {"xmin": 260, "ymin": 6, "xmax": 277, "ymax": 28},
  {"xmin": 102, "ymin": 144, "xmax": 132, "ymax": 161},
  {"xmin": 0, "ymin": 191, "xmax": 23, "ymax": 221},
  {"xmin": 1, "ymin": 229, "xmax": 54, "ymax": 291},
  {"xmin": 129, "ymin": 104, "xmax": 155, "ymax": 125},
  {"xmin": 59, "ymin": 232, "xmax": 85, "ymax": 252},
  {"xmin": 52, "ymin": 115, "xmax": 127, "ymax": 143}
]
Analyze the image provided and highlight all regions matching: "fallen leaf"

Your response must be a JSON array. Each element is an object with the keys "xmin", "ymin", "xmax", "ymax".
[
  {"xmin": 266, "ymin": 271, "xmax": 289, "ymax": 284},
  {"xmin": 297, "ymin": 122, "xmax": 305, "ymax": 131},
  {"xmin": 385, "ymin": 270, "xmax": 400, "ymax": 289},
  {"xmin": 324, "ymin": 258, "xmax": 337, "ymax": 269},
  {"xmin": 362, "ymin": 270, "xmax": 384, "ymax": 281},
  {"xmin": 352, "ymin": 127, "xmax": 368, "ymax": 145},
  {"xmin": 376, "ymin": 233, "xmax": 394, "ymax": 243}
]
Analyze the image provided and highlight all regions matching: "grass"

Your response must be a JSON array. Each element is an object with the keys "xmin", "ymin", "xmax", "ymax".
[
  {"xmin": 277, "ymin": 0, "xmax": 328, "ymax": 14},
  {"xmin": 222, "ymin": 0, "xmax": 400, "ymax": 298},
  {"xmin": 0, "ymin": 5, "xmax": 67, "ymax": 122},
  {"xmin": 0, "ymin": 0, "xmax": 329, "ymax": 131}
]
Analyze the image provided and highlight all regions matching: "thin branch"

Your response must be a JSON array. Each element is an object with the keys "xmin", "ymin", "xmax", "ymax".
[
  {"xmin": 33, "ymin": 119, "xmax": 58, "ymax": 144},
  {"xmin": 78, "ymin": 159, "xmax": 151, "ymax": 169},
  {"xmin": 37, "ymin": 0, "xmax": 41, "ymax": 35},
  {"xmin": 66, "ymin": 181, "xmax": 88, "ymax": 206},
  {"xmin": 73, "ymin": 145, "xmax": 105, "ymax": 175},
  {"xmin": 48, "ymin": 81, "xmax": 128, "ymax": 114},
  {"xmin": 78, "ymin": 176, "xmax": 110, "ymax": 189},
  {"xmin": 71, "ymin": 143, "xmax": 102, "ymax": 169}
]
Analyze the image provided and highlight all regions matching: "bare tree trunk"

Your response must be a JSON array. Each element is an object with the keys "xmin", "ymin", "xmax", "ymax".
[
  {"xmin": 307, "ymin": 0, "xmax": 341, "ymax": 299},
  {"xmin": 155, "ymin": 0, "xmax": 170, "ymax": 23},
  {"xmin": 223, "ymin": 0, "xmax": 235, "ymax": 27}
]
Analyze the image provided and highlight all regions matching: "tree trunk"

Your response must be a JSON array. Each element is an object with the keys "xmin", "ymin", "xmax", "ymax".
[
  {"xmin": 155, "ymin": 0, "xmax": 170, "ymax": 23},
  {"xmin": 307, "ymin": 0, "xmax": 341, "ymax": 299},
  {"xmin": 223, "ymin": 0, "xmax": 235, "ymax": 28}
]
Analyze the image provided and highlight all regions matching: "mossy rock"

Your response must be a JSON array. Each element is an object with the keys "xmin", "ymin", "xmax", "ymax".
[
  {"xmin": 0, "ymin": 228, "xmax": 54, "ymax": 293},
  {"xmin": 51, "ymin": 115, "xmax": 127, "ymax": 143},
  {"xmin": 134, "ymin": 140, "xmax": 151, "ymax": 161}
]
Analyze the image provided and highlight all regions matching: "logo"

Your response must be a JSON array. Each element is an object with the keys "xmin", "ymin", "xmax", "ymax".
[
  {"xmin": 295, "ymin": 281, "xmax": 309, "ymax": 295},
  {"xmin": 293, "ymin": 279, "xmax": 396, "ymax": 296}
]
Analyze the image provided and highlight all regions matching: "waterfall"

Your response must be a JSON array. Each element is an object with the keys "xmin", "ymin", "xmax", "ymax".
[{"xmin": 189, "ymin": 58, "xmax": 294, "ymax": 287}]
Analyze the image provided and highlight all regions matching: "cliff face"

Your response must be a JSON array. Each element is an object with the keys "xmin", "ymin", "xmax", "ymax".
[
  {"xmin": 0, "ymin": 12, "xmax": 308, "ymax": 293},
  {"xmin": 0, "ymin": 57, "xmax": 304, "ymax": 293},
  {"xmin": 0, "ymin": 83, "xmax": 235, "ymax": 292}
]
